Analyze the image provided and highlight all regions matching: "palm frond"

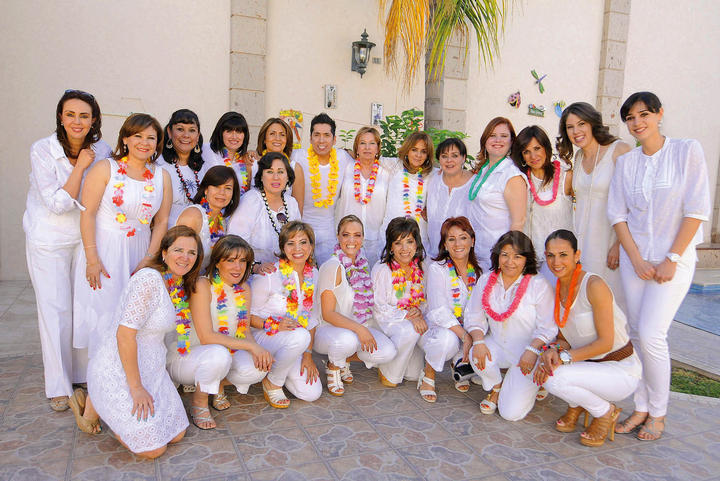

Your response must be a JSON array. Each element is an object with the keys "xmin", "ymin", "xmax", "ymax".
[{"xmin": 379, "ymin": 0, "xmax": 431, "ymax": 88}]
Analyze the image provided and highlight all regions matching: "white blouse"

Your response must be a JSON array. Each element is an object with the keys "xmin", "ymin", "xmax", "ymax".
[
  {"xmin": 525, "ymin": 166, "xmax": 573, "ymax": 261},
  {"xmin": 23, "ymin": 134, "xmax": 112, "ymax": 246},
  {"xmin": 157, "ymin": 155, "xmax": 211, "ymax": 227},
  {"xmin": 608, "ymin": 138, "xmax": 711, "ymax": 263},
  {"xmin": 227, "ymin": 189, "xmax": 301, "ymax": 264},
  {"xmin": 201, "ymin": 143, "xmax": 258, "ymax": 194},
  {"xmin": 381, "ymin": 164, "xmax": 437, "ymax": 248},
  {"xmin": 317, "ymin": 257, "xmax": 357, "ymax": 325},
  {"xmin": 465, "ymin": 272, "xmax": 557, "ymax": 357},
  {"xmin": 180, "ymin": 205, "xmax": 212, "ymax": 271},
  {"xmin": 426, "ymin": 171, "xmax": 473, "ymax": 258},
  {"xmin": 370, "ymin": 262, "xmax": 428, "ymax": 332},
  {"xmin": 426, "ymin": 260, "xmax": 474, "ymax": 330},
  {"xmin": 249, "ymin": 262, "xmax": 320, "ymax": 331}
]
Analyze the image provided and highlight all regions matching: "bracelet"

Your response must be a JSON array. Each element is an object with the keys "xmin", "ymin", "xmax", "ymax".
[
  {"xmin": 525, "ymin": 345, "xmax": 541, "ymax": 356},
  {"xmin": 541, "ymin": 342, "xmax": 558, "ymax": 352},
  {"xmin": 263, "ymin": 316, "xmax": 280, "ymax": 336},
  {"xmin": 472, "ymin": 340, "xmax": 485, "ymax": 346},
  {"xmin": 83, "ymin": 244, "xmax": 96, "ymax": 249}
]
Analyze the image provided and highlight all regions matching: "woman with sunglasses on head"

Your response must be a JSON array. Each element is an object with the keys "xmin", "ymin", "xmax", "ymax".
[
  {"xmin": 24, "ymin": 89, "xmax": 112, "ymax": 412},
  {"xmin": 608, "ymin": 92, "xmax": 711, "ymax": 441},
  {"xmin": 156, "ymin": 109, "xmax": 209, "ymax": 226},
  {"xmin": 202, "ymin": 111, "xmax": 257, "ymax": 197}
]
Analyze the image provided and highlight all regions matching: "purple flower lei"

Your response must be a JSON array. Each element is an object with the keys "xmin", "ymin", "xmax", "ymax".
[{"xmin": 333, "ymin": 244, "xmax": 373, "ymax": 324}]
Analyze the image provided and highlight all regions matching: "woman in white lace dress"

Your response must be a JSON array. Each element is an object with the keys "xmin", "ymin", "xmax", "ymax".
[{"xmin": 73, "ymin": 226, "xmax": 203, "ymax": 458}]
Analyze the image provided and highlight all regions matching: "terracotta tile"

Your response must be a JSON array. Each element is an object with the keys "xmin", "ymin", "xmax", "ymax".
[
  {"xmin": 425, "ymin": 404, "xmax": 508, "ymax": 437},
  {"xmin": 329, "ymin": 449, "xmax": 422, "ymax": 480},
  {"xmin": 233, "ymin": 427, "xmax": 318, "ymax": 471},
  {"xmin": 464, "ymin": 429, "xmax": 559, "ymax": 471},
  {"xmin": 223, "ymin": 403, "xmax": 299, "ymax": 436},
  {"xmin": 346, "ymin": 389, "xmax": 419, "ymax": 418},
  {"xmin": 366, "ymin": 410, "xmax": 453, "ymax": 448},
  {"xmin": 398, "ymin": 439, "xmax": 497, "ymax": 480},
  {"xmin": 248, "ymin": 462, "xmax": 333, "ymax": 481},
  {"xmin": 70, "ymin": 450, "xmax": 156, "ymax": 480},
  {"xmin": 305, "ymin": 419, "xmax": 391, "ymax": 459},
  {"xmin": 291, "ymin": 395, "xmax": 360, "ymax": 426},
  {"xmin": 503, "ymin": 461, "xmax": 594, "ymax": 480},
  {"xmin": 0, "ymin": 457, "xmax": 69, "ymax": 481},
  {"xmin": 158, "ymin": 438, "xmax": 245, "ymax": 480},
  {"xmin": 0, "ymin": 423, "xmax": 75, "ymax": 463}
]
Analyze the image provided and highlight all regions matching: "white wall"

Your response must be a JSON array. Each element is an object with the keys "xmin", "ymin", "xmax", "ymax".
[{"xmin": 0, "ymin": 0, "xmax": 231, "ymax": 280}]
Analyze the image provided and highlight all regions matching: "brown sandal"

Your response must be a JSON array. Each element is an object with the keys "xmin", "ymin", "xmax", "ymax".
[
  {"xmin": 68, "ymin": 389, "xmax": 101, "ymax": 435},
  {"xmin": 555, "ymin": 406, "xmax": 589, "ymax": 433},
  {"xmin": 580, "ymin": 406, "xmax": 621, "ymax": 447},
  {"xmin": 615, "ymin": 410, "xmax": 648, "ymax": 434},
  {"xmin": 50, "ymin": 396, "xmax": 69, "ymax": 412},
  {"xmin": 378, "ymin": 369, "xmax": 397, "ymax": 388}
]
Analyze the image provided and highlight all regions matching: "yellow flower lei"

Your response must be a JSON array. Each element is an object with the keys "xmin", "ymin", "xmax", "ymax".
[{"xmin": 307, "ymin": 145, "xmax": 339, "ymax": 208}]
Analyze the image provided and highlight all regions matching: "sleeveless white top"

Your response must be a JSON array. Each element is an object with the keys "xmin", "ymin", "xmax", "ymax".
[
  {"xmin": 317, "ymin": 257, "xmax": 355, "ymax": 325},
  {"xmin": 187, "ymin": 277, "xmax": 247, "ymax": 349},
  {"xmin": 525, "ymin": 166, "xmax": 573, "ymax": 262},
  {"xmin": 181, "ymin": 204, "xmax": 211, "ymax": 272}
]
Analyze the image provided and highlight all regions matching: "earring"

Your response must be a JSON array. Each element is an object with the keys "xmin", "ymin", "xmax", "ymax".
[
  {"xmin": 194, "ymin": 144, "xmax": 200, "ymax": 153},
  {"xmin": 162, "ymin": 256, "xmax": 166, "ymax": 262},
  {"xmin": 165, "ymin": 138, "xmax": 173, "ymax": 149},
  {"xmin": 521, "ymin": 161, "xmax": 527, "ymax": 167},
  {"xmin": 123, "ymin": 144, "xmax": 128, "ymax": 154}
]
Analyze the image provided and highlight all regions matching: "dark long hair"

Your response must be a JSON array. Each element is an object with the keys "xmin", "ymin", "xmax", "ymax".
[
  {"xmin": 162, "ymin": 109, "xmax": 204, "ymax": 172},
  {"xmin": 209, "ymin": 111, "xmax": 249, "ymax": 156},
  {"xmin": 545, "ymin": 229, "xmax": 578, "ymax": 252},
  {"xmin": 489, "ymin": 231, "xmax": 538, "ymax": 275},
  {"xmin": 256, "ymin": 118, "xmax": 293, "ymax": 159},
  {"xmin": 55, "ymin": 89, "xmax": 102, "ymax": 158},
  {"xmin": 380, "ymin": 217, "xmax": 425, "ymax": 266},
  {"xmin": 556, "ymin": 102, "xmax": 618, "ymax": 162},
  {"xmin": 192, "ymin": 166, "xmax": 240, "ymax": 217},
  {"xmin": 433, "ymin": 216, "xmax": 481, "ymax": 274},
  {"xmin": 149, "ymin": 225, "xmax": 203, "ymax": 293},
  {"xmin": 512, "ymin": 125, "xmax": 556, "ymax": 187},
  {"xmin": 206, "ymin": 235, "xmax": 255, "ymax": 286}
]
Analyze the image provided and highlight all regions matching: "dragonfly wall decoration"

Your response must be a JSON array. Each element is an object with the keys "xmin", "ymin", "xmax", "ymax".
[{"xmin": 531, "ymin": 69, "xmax": 547, "ymax": 94}]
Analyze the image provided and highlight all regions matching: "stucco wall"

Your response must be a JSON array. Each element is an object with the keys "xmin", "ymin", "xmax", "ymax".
[{"xmin": 0, "ymin": 0, "xmax": 230, "ymax": 280}]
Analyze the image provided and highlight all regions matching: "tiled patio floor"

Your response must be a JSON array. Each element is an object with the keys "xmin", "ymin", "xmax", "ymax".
[{"xmin": 1, "ymin": 281, "xmax": 719, "ymax": 481}]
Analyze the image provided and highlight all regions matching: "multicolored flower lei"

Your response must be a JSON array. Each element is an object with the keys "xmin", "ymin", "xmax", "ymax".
[
  {"xmin": 307, "ymin": 145, "xmax": 339, "ymax": 208},
  {"xmin": 527, "ymin": 160, "xmax": 561, "ymax": 206},
  {"xmin": 353, "ymin": 159, "xmax": 379, "ymax": 205},
  {"xmin": 222, "ymin": 148, "xmax": 251, "ymax": 193},
  {"xmin": 200, "ymin": 197, "xmax": 225, "ymax": 247},
  {"xmin": 334, "ymin": 244, "xmax": 373, "ymax": 324},
  {"xmin": 212, "ymin": 271, "xmax": 248, "ymax": 352},
  {"xmin": 390, "ymin": 259, "xmax": 425, "ymax": 310},
  {"xmin": 164, "ymin": 271, "xmax": 191, "ymax": 355},
  {"xmin": 481, "ymin": 271, "xmax": 531, "ymax": 322},
  {"xmin": 447, "ymin": 260, "xmax": 477, "ymax": 323},
  {"xmin": 112, "ymin": 156, "xmax": 155, "ymax": 237},
  {"xmin": 279, "ymin": 259, "xmax": 315, "ymax": 328},
  {"xmin": 402, "ymin": 168, "xmax": 424, "ymax": 222}
]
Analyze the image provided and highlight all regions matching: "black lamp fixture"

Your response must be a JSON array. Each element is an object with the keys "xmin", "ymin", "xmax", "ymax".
[{"xmin": 351, "ymin": 29, "xmax": 375, "ymax": 78}]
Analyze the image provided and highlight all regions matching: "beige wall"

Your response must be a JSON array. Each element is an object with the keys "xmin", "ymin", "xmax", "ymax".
[{"xmin": 0, "ymin": 0, "xmax": 231, "ymax": 280}]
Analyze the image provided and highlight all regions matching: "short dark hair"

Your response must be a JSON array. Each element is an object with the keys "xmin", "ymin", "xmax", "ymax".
[
  {"xmin": 435, "ymin": 137, "xmax": 467, "ymax": 161},
  {"xmin": 277, "ymin": 221, "xmax": 316, "ymax": 265},
  {"xmin": 192, "ymin": 165, "xmax": 240, "ymax": 217},
  {"xmin": 380, "ymin": 217, "xmax": 425, "ymax": 266},
  {"xmin": 254, "ymin": 152, "xmax": 295, "ymax": 191},
  {"xmin": 113, "ymin": 113, "xmax": 164, "ymax": 163},
  {"xmin": 489, "ymin": 230, "xmax": 538, "ymax": 275},
  {"xmin": 620, "ymin": 91, "xmax": 662, "ymax": 121},
  {"xmin": 209, "ymin": 112, "xmax": 249, "ymax": 156},
  {"xmin": 162, "ymin": 109, "xmax": 204, "ymax": 172},
  {"xmin": 56, "ymin": 89, "xmax": 102, "ymax": 158},
  {"xmin": 433, "ymin": 216, "xmax": 482, "ymax": 274},
  {"xmin": 545, "ymin": 229, "xmax": 578, "ymax": 252},
  {"xmin": 149, "ymin": 225, "xmax": 203, "ymax": 294},
  {"xmin": 512, "ymin": 125, "xmax": 556, "ymax": 187},
  {"xmin": 556, "ymin": 102, "xmax": 618, "ymax": 162},
  {"xmin": 310, "ymin": 113, "xmax": 336, "ymax": 136},
  {"xmin": 397, "ymin": 131, "xmax": 434, "ymax": 175},
  {"xmin": 206, "ymin": 234, "xmax": 255, "ymax": 286}
]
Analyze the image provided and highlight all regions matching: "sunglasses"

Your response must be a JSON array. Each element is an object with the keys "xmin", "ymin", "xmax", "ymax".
[{"xmin": 277, "ymin": 212, "xmax": 288, "ymax": 224}]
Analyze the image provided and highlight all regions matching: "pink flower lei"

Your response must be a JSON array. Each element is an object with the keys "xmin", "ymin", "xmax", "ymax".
[
  {"xmin": 527, "ymin": 159, "xmax": 561, "ymax": 206},
  {"xmin": 481, "ymin": 271, "xmax": 532, "ymax": 322},
  {"xmin": 333, "ymin": 244, "xmax": 373, "ymax": 324},
  {"xmin": 390, "ymin": 258, "xmax": 425, "ymax": 310}
]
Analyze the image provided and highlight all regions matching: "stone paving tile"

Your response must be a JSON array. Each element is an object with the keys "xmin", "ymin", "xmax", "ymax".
[
  {"xmin": 292, "ymin": 395, "xmax": 361, "ymax": 427},
  {"xmin": 328, "ymin": 450, "xmax": 422, "ymax": 480},
  {"xmin": 344, "ymin": 388, "xmax": 418, "ymax": 418},
  {"xmin": 304, "ymin": 419, "xmax": 392, "ymax": 459},
  {"xmin": 0, "ymin": 422, "xmax": 75, "ymax": 464},
  {"xmin": 157, "ymin": 437, "xmax": 246, "ymax": 480},
  {"xmin": 425, "ymin": 404, "xmax": 509, "ymax": 437},
  {"xmin": 223, "ymin": 402, "xmax": 299, "ymax": 436},
  {"xmin": 503, "ymin": 461, "xmax": 594, "ymax": 481},
  {"xmin": 464, "ymin": 429, "xmax": 560, "ymax": 472},
  {"xmin": 397, "ymin": 439, "xmax": 498, "ymax": 480},
  {"xmin": 69, "ymin": 450, "xmax": 156, "ymax": 480},
  {"xmin": 248, "ymin": 462, "xmax": 334, "ymax": 481},
  {"xmin": 73, "ymin": 429, "xmax": 127, "ymax": 458},
  {"xmin": 366, "ymin": 410, "xmax": 454, "ymax": 448},
  {"xmin": 0, "ymin": 457, "xmax": 69, "ymax": 481},
  {"xmin": 233, "ymin": 427, "xmax": 319, "ymax": 471}
]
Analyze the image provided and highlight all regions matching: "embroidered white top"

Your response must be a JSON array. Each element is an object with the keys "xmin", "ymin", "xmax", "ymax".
[
  {"xmin": 425, "ymin": 260, "xmax": 474, "ymax": 330},
  {"xmin": 370, "ymin": 261, "xmax": 428, "ymax": 332}
]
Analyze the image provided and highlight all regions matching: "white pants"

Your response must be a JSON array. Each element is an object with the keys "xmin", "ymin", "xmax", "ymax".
[
  {"xmin": 377, "ymin": 320, "xmax": 423, "ymax": 384},
  {"xmin": 619, "ymin": 247, "xmax": 695, "ymax": 417},
  {"xmin": 313, "ymin": 324, "xmax": 397, "ymax": 369},
  {"xmin": 418, "ymin": 327, "xmax": 461, "ymax": 373},
  {"xmin": 470, "ymin": 336, "xmax": 539, "ymax": 421},
  {"xmin": 284, "ymin": 355, "xmax": 323, "ymax": 402},
  {"xmin": 254, "ymin": 328, "xmax": 310, "ymax": 387},
  {"xmin": 226, "ymin": 350, "xmax": 267, "ymax": 394},
  {"xmin": 543, "ymin": 355, "xmax": 642, "ymax": 417},
  {"xmin": 167, "ymin": 344, "xmax": 232, "ymax": 395},
  {"xmin": 26, "ymin": 241, "xmax": 88, "ymax": 397}
]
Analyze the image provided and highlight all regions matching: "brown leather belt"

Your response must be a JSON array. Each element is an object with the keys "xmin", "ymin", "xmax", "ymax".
[{"xmin": 587, "ymin": 341, "xmax": 634, "ymax": 363}]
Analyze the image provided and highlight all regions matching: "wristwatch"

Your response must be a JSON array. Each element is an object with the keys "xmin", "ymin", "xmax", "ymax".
[
  {"xmin": 559, "ymin": 350, "xmax": 573, "ymax": 365},
  {"xmin": 666, "ymin": 252, "xmax": 681, "ymax": 263}
]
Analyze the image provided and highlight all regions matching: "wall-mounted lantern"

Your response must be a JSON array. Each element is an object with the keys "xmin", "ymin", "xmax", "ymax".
[{"xmin": 351, "ymin": 29, "xmax": 375, "ymax": 78}]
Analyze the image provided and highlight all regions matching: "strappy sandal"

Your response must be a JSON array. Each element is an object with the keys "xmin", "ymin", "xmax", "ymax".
[
  {"xmin": 454, "ymin": 380, "xmax": 470, "ymax": 392},
  {"xmin": 417, "ymin": 371, "xmax": 437, "ymax": 403},
  {"xmin": 182, "ymin": 384, "xmax": 196, "ymax": 393},
  {"xmin": 378, "ymin": 369, "xmax": 397, "ymax": 388},
  {"xmin": 480, "ymin": 387, "xmax": 501, "ymax": 414},
  {"xmin": 50, "ymin": 396, "xmax": 69, "ymax": 412},
  {"xmin": 536, "ymin": 387, "xmax": 549, "ymax": 401},
  {"xmin": 326, "ymin": 368, "xmax": 345, "ymax": 396},
  {"xmin": 212, "ymin": 391, "xmax": 231, "ymax": 411},
  {"xmin": 555, "ymin": 406, "xmax": 589, "ymax": 433},
  {"xmin": 190, "ymin": 405, "xmax": 216, "ymax": 430},
  {"xmin": 580, "ymin": 405, "xmax": 621, "ymax": 447},
  {"xmin": 339, "ymin": 365, "xmax": 354, "ymax": 384},
  {"xmin": 68, "ymin": 389, "xmax": 101, "ymax": 434},
  {"xmin": 637, "ymin": 416, "xmax": 665, "ymax": 441},
  {"xmin": 615, "ymin": 410, "xmax": 648, "ymax": 434},
  {"xmin": 262, "ymin": 382, "xmax": 290, "ymax": 409}
]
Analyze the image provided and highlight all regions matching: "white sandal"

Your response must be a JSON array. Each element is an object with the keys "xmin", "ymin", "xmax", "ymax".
[
  {"xmin": 339, "ymin": 365, "xmax": 354, "ymax": 384},
  {"xmin": 454, "ymin": 379, "xmax": 470, "ymax": 392},
  {"xmin": 417, "ymin": 370, "xmax": 437, "ymax": 403},
  {"xmin": 536, "ymin": 387, "xmax": 548, "ymax": 401},
  {"xmin": 262, "ymin": 382, "xmax": 290, "ymax": 409},
  {"xmin": 326, "ymin": 368, "xmax": 345, "ymax": 396},
  {"xmin": 480, "ymin": 387, "xmax": 501, "ymax": 414}
]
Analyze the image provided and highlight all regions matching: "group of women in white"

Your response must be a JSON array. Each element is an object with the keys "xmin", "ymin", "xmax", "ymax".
[{"xmin": 25, "ymin": 88, "xmax": 710, "ymax": 458}]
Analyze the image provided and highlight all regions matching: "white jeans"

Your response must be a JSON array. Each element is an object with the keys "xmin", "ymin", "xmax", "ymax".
[
  {"xmin": 470, "ymin": 336, "xmax": 539, "ymax": 421},
  {"xmin": 284, "ymin": 355, "xmax": 323, "ymax": 402},
  {"xmin": 377, "ymin": 320, "xmax": 422, "ymax": 384},
  {"xmin": 619, "ymin": 247, "xmax": 695, "ymax": 417},
  {"xmin": 26, "ymin": 241, "xmax": 88, "ymax": 397},
  {"xmin": 418, "ymin": 327, "xmax": 461, "ymax": 373},
  {"xmin": 543, "ymin": 355, "xmax": 642, "ymax": 417},
  {"xmin": 226, "ymin": 350, "xmax": 267, "ymax": 394},
  {"xmin": 313, "ymin": 324, "xmax": 397, "ymax": 369},
  {"xmin": 254, "ymin": 328, "xmax": 310, "ymax": 387},
  {"xmin": 166, "ymin": 344, "xmax": 232, "ymax": 395}
]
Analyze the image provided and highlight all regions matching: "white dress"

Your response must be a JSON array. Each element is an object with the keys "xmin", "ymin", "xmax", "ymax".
[
  {"xmin": 573, "ymin": 140, "xmax": 625, "ymax": 310},
  {"xmin": 87, "ymin": 268, "xmax": 188, "ymax": 453},
  {"xmin": 73, "ymin": 158, "xmax": 164, "ymax": 356},
  {"xmin": 201, "ymin": 144, "xmax": 257, "ymax": 196},
  {"xmin": 227, "ymin": 189, "xmax": 301, "ymax": 264},
  {"xmin": 157, "ymin": 155, "xmax": 209, "ymax": 227},
  {"xmin": 425, "ymin": 171, "xmax": 472, "ymax": 258}
]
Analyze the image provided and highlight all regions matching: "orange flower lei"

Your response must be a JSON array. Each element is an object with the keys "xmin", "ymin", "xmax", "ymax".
[
  {"xmin": 307, "ymin": 145, "xmax": 339, "ymax": 208},
  {"xmin": 554, "ymin": 262, "xmax": 582, "ymax": 328}
]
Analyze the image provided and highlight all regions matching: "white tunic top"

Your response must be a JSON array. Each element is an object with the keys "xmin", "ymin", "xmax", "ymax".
[
  {"xmin": 608, "ymin": 138, "xmax": 711, "ymax": 263},
  {"xmin": 180, "ymin": 204, "xmax": 211, "ymax": 272},
  {"xmin": 370, "ymin": 262, "xmax": 428, "ymax": 332},
  {"xmin": 467, "ymin": 158, "xmax": 527, "ymax": 270},
  {"xmin": 317, "ymin": 257, "xmax": 357, "ymax": 325},
  {"xmin": 426, "ymin": 172, "xmax": 473, "ymax": 258},
  {"xmin": 23, "ymin": 134, "xmax": 112, "ymax": 246},
  {"xmin": 426, "ymin": 260, "xmax": 474, "ymax": 330},
  {"xmin": 201, "ymin": 143, "xmax": 257, "ymax": 195},
  {"xmin": 525, "ymin": 166, "xmax": 573, "ymax": 261},
  {"xmin": 227, "ymin": 189, "xmax": 301, "ymax": 264},
  {"xmin": 465, "ymin": 272, "xmax": 557, "ymax": 359},
  {"xmin": 157, "ymin": 155, "xmax": 210, "ymax": 227}
]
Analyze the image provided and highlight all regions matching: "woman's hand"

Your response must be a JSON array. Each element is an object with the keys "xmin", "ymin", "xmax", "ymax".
[
  {"xmin": 132, "ymin": 256, "xmax": 153, "ymax": 276},
  {"xmin": 86, "ymin": 260, "xmax": 110, "ymax": 289},
  {"xmin": 245, "ymin": 151, "xmax": 259, "ymax": 164},
  {"xmin": 461, "ymin": 334, "xmax": 472, "ymax": 363},
  {"xmin": 533, "ymin": 361, "xmax": 550, "ymax": 385},
  {"xmin": 606, "ymin": 242, "xmax": 620, "ymax": 271},
  {"xmin": 631, "ymin": 257, "xmax": 656, "ymax": 281},
  {"xmin": 517, "ymin": 350, "xmax": 538, "ymax": 376},
  {"xmin": 76, "ymin": 148, "xmax": 96, "ymax": 170},
  {"xmin": 406, "ymin": 310, "xmax": 427, "ymax": 335},
  {"xmin": 129, "ymin": 384, "xmax": 155, "ymax": 421},
  {"xmin": 654, "ymin": 258, "xmax": 677, "ymax": 284},
  {"xmin": 472, "ymin": 343, "xmax": 491, "ymax": 370},
  {"xmin": 540, "ymin": 349, "xmax": 560, "ymax": 374},
  {"xmin": 250, "ymin": 345, "xmax": 274, "ymax": 371},
  {"xmin": 299, "ymin": 352, "xmax": 319, "ymax": 384},
  {"xmin": 277, "ymin": 316, "xmax": 298, "ymax": 332},
  {"xmin": 253, "ymin": 262, "xmax": 277, "ymax": 275},
  {"xmin": 356, "ymin": 325, "xmax": 377, "ymax": 353}
]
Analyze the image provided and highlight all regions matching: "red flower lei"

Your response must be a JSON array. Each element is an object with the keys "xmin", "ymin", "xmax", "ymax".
[
  {"xmin": 481, "ymin": 271, "xmax": 532, "ymax": 322},
  {"xmin": 390, "ymin": 259, "xmax": 425, "ymax": 310},
  {"xmin": 527, "ymin": 160, "xmax": 561, "ymax": 206},
  {"xmin": 353, "ymin": 159, "xmax": 380, "ymax": 204},
  {"xmin": 112, "ymin": 156, "xmax": 155, "ymax": 237}
]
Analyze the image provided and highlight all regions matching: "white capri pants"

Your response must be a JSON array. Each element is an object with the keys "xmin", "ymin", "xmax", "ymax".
[
  {"xmin": 470, "ymin": 337, "xmax": 540, "ymax": 421},
  {"xmin": 26, "ymin": 242, "xmax": 88, "ymax": 397},
  {"xmin": 254, "ymin": 328, "xmax": 310, "ymax": 388},
  {"xmin": 283, "ymin": 355, "xmax": 323, "ymax": 402},
  {"xmin": 543, "ymin": 355, "xmax": 642, "ymax": 417},
  {"xmin": 418, "ymin": 327, "xmax": 461, "ymax": 373},
  {"xmin": 313, "ymin": 324, "xmax": 397, "ymax": 369},
  {"xmin": 619, "ymin": 247, "xmax": 695, "ymax": 417},
  {"xmin": 377, "ymin": 320, "xmax": 422, "ymax": 384},
  {"xmin": 167, "ymin": 344, "xmax": 232, "ymax": 395},
  {"xmin": 226, "ymin": 350, "xmax": 267, "ymax": 394}
]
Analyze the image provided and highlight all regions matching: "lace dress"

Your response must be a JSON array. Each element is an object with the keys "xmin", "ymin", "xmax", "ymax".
[{"xmin": 87, "ymin": 268, "xmax": 188, "ymax": 453}]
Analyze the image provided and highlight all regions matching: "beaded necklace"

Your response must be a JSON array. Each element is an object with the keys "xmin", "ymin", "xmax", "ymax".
[
  {"xmin": 528, "ymin": 160, "xmax": 561, "ymax": 206},
  {"xmin": 554, "ymin": 262, "xmax": 582, "ymax": 328},
  {"xmin": 211, "ymin": 271, "xmax": 248, "ymax": 352},
  {"xmin": 308, "ymin": 146, "xmax": 339, "ymax": 208},
  {"xmin": 353, "ymin": 159, "xmax": 380, "ymax": 204},
  {"xmin": 333, "ymin": 244, "xmax": 373, "ymax": 324},
  {"xmin": 446, "ymin": 259, "xmax": 477, "ymax": 323},
  {"xmin": 163, "ymin": 271, "xmax": 191, "ymax": 355},
  {"xmin": 173, "ymin": 161, "xmax": 200, "ymax": 202},
  {"xmin": 111, "ymin": 156, "xmax": 155, "ymax": 237},
  {"xmin": 200, "ymin": 197, "xmax": 225, "ymax": 247},
  {"xmin": 222, "ymin": 148, "xmax": 251, "ymax": 193},
  {"xmin": 481, "ymin": 271, "xmax": 531, "ymax": 322},
  {"xmin": 468, "ymin": 156, "xmax": 505, "ymax": 201},
  {"xmin": 402, "ymin": 168, "xmax": 425, "ymax": 222},
  {"xmin": 390, "ymin": 259, "xmax": 425, "ymax": 309},
  {"xmin": 261, "ymin": 190, "xmax": 289, "ymax": 234},
  {"xmin": 279, "ymin": 259, "xmax": 315, "ymax": 328}
]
